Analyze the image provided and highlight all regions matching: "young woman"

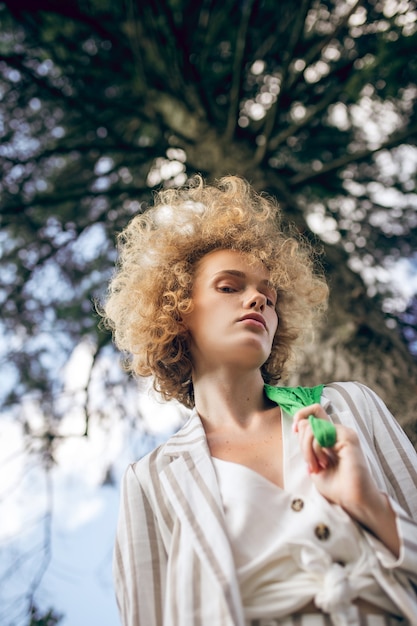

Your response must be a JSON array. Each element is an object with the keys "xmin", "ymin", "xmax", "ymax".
[{"xmin": 103, "ymin": 176, "xmax": 417, "ymax": 626}]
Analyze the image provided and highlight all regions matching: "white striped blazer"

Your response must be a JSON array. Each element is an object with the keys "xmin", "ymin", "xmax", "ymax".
[{"xmin": 113, "ymin": 382, "xmax": 417, "ymax": 626}]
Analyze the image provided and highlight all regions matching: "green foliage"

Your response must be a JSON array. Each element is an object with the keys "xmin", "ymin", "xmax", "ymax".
[
  {"xmin": 29, "ymin": 605, "xmax": 63, "ymax": 626},
  {"xmin": 0, "ymin": 0, "xmax": 416, "ymax": 412}
]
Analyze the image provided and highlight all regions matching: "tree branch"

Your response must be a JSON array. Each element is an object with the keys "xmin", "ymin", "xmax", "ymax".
[
  {"xmin": 1, "ymin": 184, "xmax": 151, "ymax": 219},
  {"xmin": 0, "ymin": 54, "xmax": 136, "ymax": 150},
  {"xmin": 254, "ymin": 0, "xmax": 311, "ymax": 163},
  {"xmin": 267, "ymin": 84, "xmax": 342, "ymax": 152},
  {"xmin": 5, "ymin": 0, "xmax": 121, "ymax": 47},
  {"xmin": 122, "ymin": 0, "xmax": 147, "ymax": 87},
  {"xmin": 286, "ymin": 0, "xmax": 364, "ymax": 93},
  {"xmin": 289, "ymin": 123, "xmax": 417, "ymax": 186},
  {"xmin": 225, "ymin": 0, "xmax": 255, "ymax": 140}
]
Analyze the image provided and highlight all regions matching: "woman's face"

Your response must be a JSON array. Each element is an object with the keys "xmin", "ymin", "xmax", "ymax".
[{"xmin": 183, "ymin": 249, "xmax": 278, "ymax": 374}]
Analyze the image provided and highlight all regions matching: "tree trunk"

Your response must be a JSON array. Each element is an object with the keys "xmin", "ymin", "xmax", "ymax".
[{"xmin": 290, "ymin": 245, "xmax": 417, "ymax": 446}]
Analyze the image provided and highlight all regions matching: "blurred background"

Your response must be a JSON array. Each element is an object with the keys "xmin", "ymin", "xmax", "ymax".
[{"xmin": 1, "ymin": 0, "xmax": 417, "ymax": 623}]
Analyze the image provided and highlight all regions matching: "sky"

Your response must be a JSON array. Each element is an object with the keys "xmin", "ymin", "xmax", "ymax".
[{"xmin": 0, "ymin": 345, "xmax": 185, "ymax": 626}]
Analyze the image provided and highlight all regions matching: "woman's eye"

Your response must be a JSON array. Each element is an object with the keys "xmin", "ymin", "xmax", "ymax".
[{"xmin": 218, "ymin": 285, "xmax": 236, "ymax": 293}]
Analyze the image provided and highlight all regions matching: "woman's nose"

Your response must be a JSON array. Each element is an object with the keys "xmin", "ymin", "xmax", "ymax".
[{"xmin": 246, "ymin": 290, "xmax": 266, "ymax": 310}]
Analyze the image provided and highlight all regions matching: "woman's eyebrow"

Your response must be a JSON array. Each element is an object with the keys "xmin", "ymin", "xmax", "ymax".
[
  {"xmin": 213, "ymin": 269, "xmax": 245, "ymax": 278},
  {"xmin": 212, "ymin": 270, "xmax": 276, "ymax": 291}
]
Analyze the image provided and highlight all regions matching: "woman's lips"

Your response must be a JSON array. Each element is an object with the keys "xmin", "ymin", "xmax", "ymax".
[{"xmin": 238, "ymin": 313, "xmax": 266, "ymax": 329}]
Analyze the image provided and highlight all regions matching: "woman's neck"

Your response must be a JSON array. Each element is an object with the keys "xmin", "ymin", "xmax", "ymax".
[{"xmin": 192, "ymin": 368, "xmax": 274, "ymax": 433}]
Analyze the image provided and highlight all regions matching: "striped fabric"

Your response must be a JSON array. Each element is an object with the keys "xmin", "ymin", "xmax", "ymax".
[
  {"xmin": 250, "ymin": 613, "xmax": 406, "ymax": 626},
  {"xmin": 113, "ymin": 382, "xmax": 417, "ymax": 626}
]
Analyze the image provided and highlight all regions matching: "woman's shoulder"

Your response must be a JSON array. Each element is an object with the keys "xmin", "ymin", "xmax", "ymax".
[
  {"xmin": 321, "ymin": 381, "xmax": 390, "ymax": 438},
  {"xmin": 322, "ymin": 381, "xmax": 407, "ymax": 444},
  {"xmin": 322, "ymin": 380, "xmax": 382, "ymax": 410},
  {"xmin": 130, "ymin": 409, "xmax": 205, "ymax": 474}
]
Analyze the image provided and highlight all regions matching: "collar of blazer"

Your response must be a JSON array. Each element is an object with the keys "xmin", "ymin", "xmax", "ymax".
[{"xmin": 162, "ymin": 408, "xmax": 208, "ymax": 457}]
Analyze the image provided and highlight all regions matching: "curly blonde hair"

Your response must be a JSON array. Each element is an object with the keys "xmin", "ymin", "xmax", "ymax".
[{"xmin": 103, "ymin": 175, "xmax": 328, "ymax": 408}]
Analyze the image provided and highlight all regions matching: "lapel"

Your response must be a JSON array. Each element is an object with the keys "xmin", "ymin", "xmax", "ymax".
[{"xmin": 160, "ymin": 411, "xmax": 245, "ymax": 626}]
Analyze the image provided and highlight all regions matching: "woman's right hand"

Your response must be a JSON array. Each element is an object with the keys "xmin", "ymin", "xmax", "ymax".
[{"xmin": 293, "ymin": 404, "xmax": 400, "ymax": 557}]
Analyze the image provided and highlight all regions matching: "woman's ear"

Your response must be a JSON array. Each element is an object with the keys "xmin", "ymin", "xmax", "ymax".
[{"xmin": 178, "ymin": 317, "xmax": 191, "ymax": 334}]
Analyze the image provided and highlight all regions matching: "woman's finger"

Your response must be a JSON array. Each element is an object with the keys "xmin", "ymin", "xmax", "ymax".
[
  {"xmin": 293, "ymin": 403, "xmax": 329, "ymax": 429},
  {"xmin": 293, "ymin": 404, "xmax": 337, "ymax": 472},
  {"xmin": 293, "ymin": 404, "xmax": 336, "ymax": 447}
]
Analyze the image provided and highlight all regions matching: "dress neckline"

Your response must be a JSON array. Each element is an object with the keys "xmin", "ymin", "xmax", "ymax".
[{"xmin": 211, "ymin": 455, "xmax": 285, "ymax": 492}]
